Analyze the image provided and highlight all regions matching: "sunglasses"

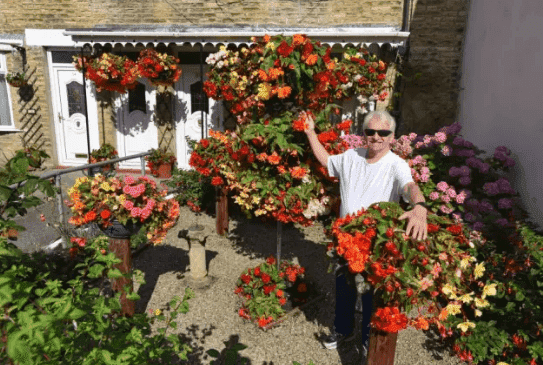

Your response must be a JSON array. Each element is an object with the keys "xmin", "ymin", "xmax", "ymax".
[{"xmin": 364, "ymin": 129, "xmax": 393, "ymax": 137}]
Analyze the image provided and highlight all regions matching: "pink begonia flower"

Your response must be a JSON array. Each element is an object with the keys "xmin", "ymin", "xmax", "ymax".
[
  {"xmin": 440, "ymin": 205, "xmax": 454, "ymax": 214},
  {"xmin": 459, "ymin": 176, "xmax": 471, "ymax": 185},
  {"xmin": 441, "ymin": 145, "xmax": 451, "ymax": 156},
  {"xmin": 446, "ymin": 188, "xmax": 457, "ymax": 198},
  {"xmin": 498, "ymin": 198, "xmax": 513, "ymax": 210},
  {"xmin": 131, "ymin": 207, "xmax": 141, "ymax": 217},
  {"xmin": 439, "ymin": 252, "xmax": 448, "ymax": 261},
  {"xmin": 436, "ymin": 181, "xmax": 449, "ymax": 192},
  {"xmin": 124, "ymin": 175, "xmax": 135, "ymax": 185},
  {"xmin": 441, "ymin": 194, "xmax": 451, "ymax": 203},
  {"xmin": 429, "ymin": 192, "xmax": 440, "ymax": 201},
  {"xmin": 124, "ymin": 200, "xmax": 135, "ymax": 210},
  {"xmin": 434, "ymin": 132, "xmax": 447, "ymax": 144}
]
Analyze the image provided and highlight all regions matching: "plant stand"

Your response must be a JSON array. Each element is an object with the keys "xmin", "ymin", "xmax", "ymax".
[
  {"xmin": 108, "ymin": 237, "xmax": 135, "ymax": 317},
  {"xmin": 366, "ymin": 328, "xmax": 398, "ymax": 365},
  {"xmin": 216, "ymin": 186, "xmax": 228, "ymax": 235}
]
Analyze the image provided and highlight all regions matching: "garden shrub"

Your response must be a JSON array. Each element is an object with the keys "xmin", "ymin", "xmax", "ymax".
[
  {"xmin": 166, "ymin": 164, "xmax": 216, "ymax": 214},
  {"xmin": 0, "ymin": 235, "xmax": 194, "ymax": 364}
]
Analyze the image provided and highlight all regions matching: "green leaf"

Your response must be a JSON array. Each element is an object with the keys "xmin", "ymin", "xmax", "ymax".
[{"xmin": 206, "ymin": 349, "xmax": 220, "ymax": 358}]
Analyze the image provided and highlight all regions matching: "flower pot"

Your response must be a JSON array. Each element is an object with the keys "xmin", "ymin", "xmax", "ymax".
[
  {"xmin": 99, "ymin": 219, "xmax": 142, "ymax": 239},
  {"xmin": 156, "ymin": 162, "xmax": 173, "ymax": 178}
]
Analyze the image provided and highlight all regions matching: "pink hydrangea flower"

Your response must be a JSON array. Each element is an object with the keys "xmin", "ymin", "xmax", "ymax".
[
  {"xmin": 440, "ymin": 205, "xmax": 454, "ymax": 214},
  {"xmin": 446, "ymin": 188, "xmax": 457, "ymax": 198},
  {"xmin": 429, "ymin": 192, "xmax": 440, "ymax": 201},
  {"xmin": 455, "ymin": 192, "xmax": 467, "ymax": 204},
  {"xmin": 434, "ymin": 132, "xmax": 447, "ymax": 144},
  {"xmin": 420, "ymin": 173, "xmax": 430, "ymax": 183},
  {"xmin": 409, "ymin": 132, "xmax": 417, "ymax": 141},
  {"xmin": 436, "ymin": 181, "xmax": 449, "ymax": 192},
  {"xmin": 441, "ymin": 194, "xmax": 451, "ymax": 203},
  {"xmin": 441, "ymin": 145, "xmax": 451, "ymax": 156}
]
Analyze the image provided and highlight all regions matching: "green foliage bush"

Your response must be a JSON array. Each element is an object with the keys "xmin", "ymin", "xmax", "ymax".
[
  {"xmin": 0, "ymin": 235, "xmax": 194, "ymax": 364},
  {"xmin": 166, "ymin": 163, "xmax": 215, "ymax": 214}
]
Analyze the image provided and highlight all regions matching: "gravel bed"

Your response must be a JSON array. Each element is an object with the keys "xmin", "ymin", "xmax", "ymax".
[{"xmin": 132, "ymin": 206, "xmax": 463, "ymax": 365}]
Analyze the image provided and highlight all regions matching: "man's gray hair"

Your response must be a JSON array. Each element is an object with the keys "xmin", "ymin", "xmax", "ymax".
[{"xmin": 362, "ymin": 111, "xmax": 396, "ymax": 133}]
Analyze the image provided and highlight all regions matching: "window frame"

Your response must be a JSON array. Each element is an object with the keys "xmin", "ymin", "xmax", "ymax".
[{"xmin": 0, "ymin": 53, "xmax": 17, "ymax": 131}]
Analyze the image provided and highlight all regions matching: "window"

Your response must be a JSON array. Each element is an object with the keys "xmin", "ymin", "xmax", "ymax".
[{"xmin": 0, "ymin": 53, "xmax": 16, "ymax": 130}]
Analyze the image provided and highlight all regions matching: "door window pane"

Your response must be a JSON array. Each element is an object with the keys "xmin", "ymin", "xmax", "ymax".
[
  {"xmin": 0, "ymin": 75, "xmax": 13, "ymax": 127},
  {"xmin": 129, "ymin": 83, "xmax": 147, "ymax": 114},
  {"xmin": 66, "ymin": 81, "xmax": 87, "ymax": 116},
  {"xmin": 190, "ymin": 81, "xmax": 208, "ymax": 114}
]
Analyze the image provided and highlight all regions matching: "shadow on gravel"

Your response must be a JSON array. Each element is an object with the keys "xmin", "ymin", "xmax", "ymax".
[
  {"xmin": 132, "ymin": 244, "xmax": 218, "ymax": 314},
  {"xmin": 422, "ymin": 329, "xmax": 453, "ymax": 361}
]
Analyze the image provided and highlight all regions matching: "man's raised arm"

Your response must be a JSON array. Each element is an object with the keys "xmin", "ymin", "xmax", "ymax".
[{"xmin": 304, "ymin": 113, "xmax": 330, "ymax": 167}]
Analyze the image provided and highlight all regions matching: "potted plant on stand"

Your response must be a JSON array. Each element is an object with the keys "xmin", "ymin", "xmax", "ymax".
[
  {"xmin": 145, "ymin": 148, "xmax": 177, "ymax": 178},
  {"xmin": 88, "ymin": 143, "xmax": 118, "ymax": 177},
  {"xmin": 66, "ymin": 174, "xmax": 181, "ymax": 316},
  {"xmin": 14, "ymin": 144, "xmax": 49, "ymax": 171}
]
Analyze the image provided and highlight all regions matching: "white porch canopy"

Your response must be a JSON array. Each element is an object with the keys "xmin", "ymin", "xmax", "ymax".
[{"xmin": 59, "ymin": 25, "xmax": 409, "ymax": 50}]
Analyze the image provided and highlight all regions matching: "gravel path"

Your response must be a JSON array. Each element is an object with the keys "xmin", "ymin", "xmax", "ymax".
[{"xmin": 132, "ymin": 206, "xmax": 464, "ymax": 365}]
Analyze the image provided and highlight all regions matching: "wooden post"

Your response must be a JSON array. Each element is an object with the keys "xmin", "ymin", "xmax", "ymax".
[
  {"xmin": 276, "ymin": 221, "xmax": 282, "ymax": 270},
  {"xmin": 108, "ymin": 237, "xmax": 135, "ymax": 317},
  {"xmin": 216, "ymin": 186, "xmax": 228, "ymax": 235},
  {"xmin": 365, "ymin": 328, "xmax": 398, "ymax": 365}
]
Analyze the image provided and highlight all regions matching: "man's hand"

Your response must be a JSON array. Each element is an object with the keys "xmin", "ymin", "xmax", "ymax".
[
  {"xmin": 303, "ymin": 112, "xmax": 315, "ymax": 133},
  {"xmin": 398, "ymin": 205, "xmax": 428, "ymax": 241}
]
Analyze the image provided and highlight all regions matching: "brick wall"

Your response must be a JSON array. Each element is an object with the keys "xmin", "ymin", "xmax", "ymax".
[
  {"xmin": 397, "ymin": 0, "xmax": 469, "ymax": 136},
  {"xmin": 1, "ymin": 0, "xmax": 403, "ymax": 32}
]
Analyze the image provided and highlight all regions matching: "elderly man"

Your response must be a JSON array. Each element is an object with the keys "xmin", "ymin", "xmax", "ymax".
[{"xmin": 304, "ymin": 110, "xmax": 428, "ymax": 353}]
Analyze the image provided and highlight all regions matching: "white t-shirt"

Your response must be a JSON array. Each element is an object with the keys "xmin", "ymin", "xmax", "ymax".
[{"xmin": 327, "ymin": 148, "xmax": 414, "ymax": 218}]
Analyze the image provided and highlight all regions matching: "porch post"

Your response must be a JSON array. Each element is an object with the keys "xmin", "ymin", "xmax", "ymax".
[
  {"xmin": 80, "ymin": 45, "xmax": 92, "ymax": 161},
  {"xmin": 215, "ymin": 186, "xmax": 228, "ymax": 235}
]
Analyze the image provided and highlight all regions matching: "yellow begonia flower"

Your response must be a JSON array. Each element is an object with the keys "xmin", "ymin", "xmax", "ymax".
[
  {"xmin": 154, "ymin": 309, "xmax": 161, "ymax": 316},
  {"xmin": 460, "ymin": 257, "xmax": 470, "ymax": 269},
  {"xmin": 265, "ymin": 42, "xmax": 276, "ymax": 50},
  {"xmin": 343, "ymin": 53, "xmax": 351, "ymax": 60},
  {"xmin": 457, "ymin": 321, "xmax": 476, "ymax": 333},
  {"xmin": 118, "ymin": 194, "xmax": 126, "ymax": 204},
  {"xmin": 219, "ymin": 45, "xmax": 226, "ymax": 51},
  {"xmin": 441, "ymin": 284, "xmax": 456, "ymax": 296},
  {"xmin": 475, "ymin": 309, "xmax": 482, "ymax": 317},
  {"xmin": 459, "ymin": 292, "xmax": 474, "ymax": 304},
  {"xmin": 474, "ymin": 262, "xmax": 485, "ymax": 279},
  {"xmin": 100, "ymin": 182, "xmax": 112, "ymax": 191},
  {"xmin": 482, "ymin": 283, "xmax": 497, "ymax": 298},
  {"xmin": 497, "ymin": 363, "xmax": 510, "ymax": 365},
  {"xmin": 257, "ymin": 83, "xmax": 272, "ymax": 101},
  {"xmin": 474, "ymin": 297, "xmax": 489, "ymax": 308},
  {"xmin": 252, "ymin": 196, "xmax": 261, "ymax": 204},
  {"xmin": 254, "ymin": 209, "xmax": 266, "ymax": 216},
  {"xmin": 445, "ymin": 303, "xmax": 461, "ymax": 316}
]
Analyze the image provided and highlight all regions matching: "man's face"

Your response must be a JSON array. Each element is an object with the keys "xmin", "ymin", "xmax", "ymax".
[{"xmin": 364, "ymin": 116, "xmax": 394, "ymax": 154}]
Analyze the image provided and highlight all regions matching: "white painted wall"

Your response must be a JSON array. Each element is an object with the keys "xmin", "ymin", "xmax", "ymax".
[{"xmin": 457, "ymin": 0, "xmax": 543, "ymax": 226}]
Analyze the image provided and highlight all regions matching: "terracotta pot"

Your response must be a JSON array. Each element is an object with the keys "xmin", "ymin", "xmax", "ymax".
[{"xmin": 156, "ymin": 162, "xmax": 173, "ymax": 178}]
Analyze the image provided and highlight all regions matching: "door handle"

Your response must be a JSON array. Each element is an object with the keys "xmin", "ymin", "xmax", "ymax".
[{"xmin": 58, "ymin": 113, "xmax": 63, "ymax": 122}]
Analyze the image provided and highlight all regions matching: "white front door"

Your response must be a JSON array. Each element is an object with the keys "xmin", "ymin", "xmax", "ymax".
[
  {"xmin": 115, "ymin": 80, "xmax": 158, "ymax": 169},
  {"xmin": 175, "ymin": 65, "xmax": 223, "ymax": 170},
  {"xmin": 52, "ymin": 67, "xmax": 100, "ymax": 166}
]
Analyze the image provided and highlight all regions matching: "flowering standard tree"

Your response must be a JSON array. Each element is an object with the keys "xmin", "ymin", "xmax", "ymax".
[
  {"xmin": 73, "ymin": 53, "xmax": 139, "ymax": 94},
  {"xmin": 191, "ymin": 34, "xmax": 389, "ymax": 226}
]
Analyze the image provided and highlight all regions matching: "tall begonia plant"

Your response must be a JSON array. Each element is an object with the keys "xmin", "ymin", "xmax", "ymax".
[
  {"xmin": 328, "ymin": 201, "xmax": 497, "ymax": 334},
  {"xmin": 191, "ymin": 34, "xmax": 390, "ymax": 225}
]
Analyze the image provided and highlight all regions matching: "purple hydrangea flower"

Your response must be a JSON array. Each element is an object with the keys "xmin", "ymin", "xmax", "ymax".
[
  {"xmin": 479, "ymin": 201, "xmax": 494, "ymax": 212},
  {"xmin": 446, "ymin": 123, "xmax": 462, "ymax": 135},
  {"xmin": 459, "ymin": 176, "xmax": 471, "ymax": 185},
  {"xmin": 465, "ymin": 157, "xmax": 480, "ymax": 168},
  {"xmin": 494, "ymin": 151, "xmax": 506, "ymax": 161},
  {"xmin": 495, "ymin": 146, "xmax": 510, "ymax": 154},
  {"xmin": 496, "ymin": 178, "xmax": 515, "ymax": 194},
  {"xmin": 473, "ymin": 222, "xmax": 484, "ymax": 231},
  {"xmin": 464, "ymin": 213, "xmax": 476, "ymax": 222},
  {"xmin": 458, "ymin": 165, "xmax": 470, "ymax": 176},
  {"xmin": 463, "ymin": 140, "xmax": 474, "ymax": 148},
  {"xmin": 455, "ymin": 149, "xmax": 476, "ymax": 158},
  {"xmin": 498, "ymin": 198, "xmax": 514, "ymax": 210},
  {"xmin": 495, "ymin": 218, "xmax": 509, "ymax": 227},
  {"xmin": 504, "ymin": 157, "xmax": 515, "ymax": 168},
  {"xmin": 483, "ymin": 182, "xmax": 500, "ymax": 196},
  {"xmin": 452, "ymin": 137, "xmax": 465, "ymax": 146},
  {"xmin": 479, "ymin": 163, "xmax": 490, "ymax": 174},
  {"xmin": 449, "ymin": 167, "xmax": 460, "ymax": 177}
]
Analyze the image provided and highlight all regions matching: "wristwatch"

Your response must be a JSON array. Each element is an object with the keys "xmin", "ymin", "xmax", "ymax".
[{"xmin": 414, "ymin": 202, "xmax": 428, "ymax": 209}]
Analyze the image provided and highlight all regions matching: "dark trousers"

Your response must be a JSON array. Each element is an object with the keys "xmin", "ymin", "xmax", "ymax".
[{"xmin": 334, "ymin": 265, "xmax": 373, "ymax": 346}]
